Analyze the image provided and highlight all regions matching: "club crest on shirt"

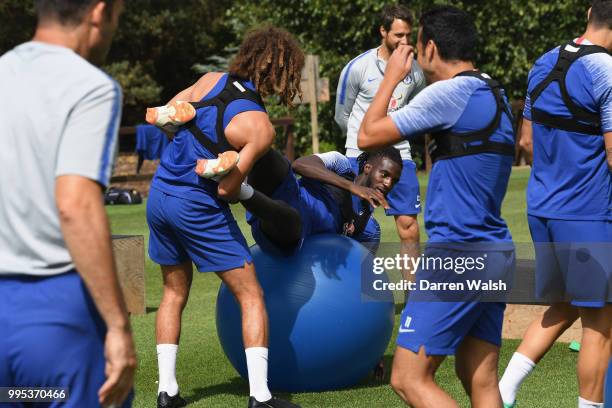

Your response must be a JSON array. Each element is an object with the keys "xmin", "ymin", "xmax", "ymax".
[{"xmin": 388, "ymin": 94, "xmax": 404, "ymax": 112}]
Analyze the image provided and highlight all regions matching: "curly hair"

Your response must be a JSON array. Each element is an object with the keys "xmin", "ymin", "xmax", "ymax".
[
  {"xmin": 356, "ymin": 147, "xmax": 403, "ymax": 174},
  {"xmin": 228, "ymin": 26, "xmax": 305, "ymax": 106}
]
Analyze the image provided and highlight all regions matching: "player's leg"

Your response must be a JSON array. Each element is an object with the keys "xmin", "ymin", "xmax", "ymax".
[
  {"xmin": 577, "ymin": 305, "xmax": 612, "ymax": 406},
  {"xmin": 217, "ymin": 264, "xmax": 300, "ymax": 408},
  {"xmin": 216, "ymin": 263, "xmax": 269, "ymax": 399},
  {"xmin": 516, "ymin": 303, "xmax": 579, "ymax": 362},
  {"xmin": 394, "ymin": 215, "xmax": 420, "ymax": 275},
  {"xmin": 155, "ymin": 261, "xmax": 193, "ymax": 404},
  {"xmin": 499, "ymin": 303, "xmax": 579, "ymax": 406},
  {"xmin": 241, "ymin": 190, "xmax": 302, "ymax": 246},
  {"xmin": 247, "ymin": 148, "xmax": 292, "ymax": 196},
  {"xmin": 146, "ymin": 100, "xmax": 196, "ymax": 128},
  {"xmin": 549, "ymin": 219, "xmax": 611, "ymax": 407},
  {"xmin": 241, "ymin": 149, "xmax": 303, "ymax": 248},
  {"xmin": 391, "ymin": 346, "xmax": 457, "ymax": 407},
  {"xmin": 456, "ymin": 336, "xmax": 503, "ymax": 408},
  {"xmin": 147, "ymin": 188, "xmax": 193, "ymax": 406},
  {"xmin": 387, "ymin": 160, "xmax": 421, "ymax": 277}
]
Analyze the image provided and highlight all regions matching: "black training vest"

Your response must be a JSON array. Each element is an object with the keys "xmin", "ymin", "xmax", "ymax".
[
  {"xmin": 529, "ymin": 41, "xmax": 609, "ymax": 135},
  {"xmin": 427, "ymin": 71, "xmax": 515, "ymax": 163},
  {"xmin": 184, "ymin": 74, "xmax": 266, "ymax": 155}
]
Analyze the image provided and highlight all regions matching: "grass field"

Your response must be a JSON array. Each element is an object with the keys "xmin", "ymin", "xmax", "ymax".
[{"xmin": 107, "ymin": 167, "xmax": 579, "ymax": 407}]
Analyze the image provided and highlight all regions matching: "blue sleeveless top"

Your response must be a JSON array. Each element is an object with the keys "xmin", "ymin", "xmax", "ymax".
[{"xmin": 151, "ymin": 74, "xmax": 265, "ymax": 206}]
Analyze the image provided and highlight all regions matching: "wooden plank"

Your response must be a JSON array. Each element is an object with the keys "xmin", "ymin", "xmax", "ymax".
[{"xmin": 112, "ymin": 235, "xmax": 145, "ymax": 315}]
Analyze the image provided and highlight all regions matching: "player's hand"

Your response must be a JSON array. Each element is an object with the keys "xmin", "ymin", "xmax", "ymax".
[
  {"xmin": 385, "ymin": 45, "xmax": 415, "ymax": 84},
  {"xmin": 98, "ymin": 326, "xmax": 137, "ymax": 408},
  {"xmin": 349, "ymin": 185, "xmax": 389, "ymax": 209}
]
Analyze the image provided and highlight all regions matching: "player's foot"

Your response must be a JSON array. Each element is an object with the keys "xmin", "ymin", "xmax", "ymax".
[
  {"xmin": 146, "ymin": 101, "xmax": 196, "ymax": 128},
  {"xmin": 195, "ymin": 151, "xmax": 240, "ymax": 178},
  {"xmin": 248, "ymin": 396, "xmax": 301, "ymax": 408},
  {"xmin": 503, "ymin": 403, "xmax": 515, "ymax": 408},
  {"xmin": 157, "ymin": 391, "xmax": 187, "ymax": 408}
]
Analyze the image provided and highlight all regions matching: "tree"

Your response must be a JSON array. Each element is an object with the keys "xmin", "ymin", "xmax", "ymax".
[
  {"xmin": 226, "ymin": 0, "xmax": 590, "ymax": 155},
  {"xmin": 0, "ymin": 0, "xmax": 235, "ymax": 125}
]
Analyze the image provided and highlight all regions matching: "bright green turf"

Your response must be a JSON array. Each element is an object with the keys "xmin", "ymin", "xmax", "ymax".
[{"xmin": 107, "ymin": 167, "xmax": 578, "ymax": 407}]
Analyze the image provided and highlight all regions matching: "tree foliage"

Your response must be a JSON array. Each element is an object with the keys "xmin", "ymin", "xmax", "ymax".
[
  {"xmin": 226, "ymin": 0, "xmax": 590, "ymax": 153},
  {"xmin": 0, "ymin": 0, "xmax": 234, "ymax": 125},
  {"xmin": 0, "ymin": 0, "xmax": 590, "ymax": 152}
]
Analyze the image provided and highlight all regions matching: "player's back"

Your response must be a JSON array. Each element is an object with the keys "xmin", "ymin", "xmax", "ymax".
[
  {"xmin": 423, "ymin": 76, "xmax": 515, "ymax": 244},
  {"xmin": 525, "ymin": 42, "xmax": 612, "ymax": 220},
  {"xmin": 0, "ymin": 42, "xmax": 120, "ymax": 276},
  {"xmin": 152, "ymin": 73, "xmax": 265, "ymax": 206}
]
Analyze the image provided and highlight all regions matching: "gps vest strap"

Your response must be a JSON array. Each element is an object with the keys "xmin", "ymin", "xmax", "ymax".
[
  {"xmin": 529, "ymin": 41, "xmax": 608, "ymax": 135},
  {"xmin": 185, "ymin": 74, "xmax": 266, "ymax": 155},
  {"xmin": 428, "ymin": 71, "xmax": 515, "ymax": 163}
]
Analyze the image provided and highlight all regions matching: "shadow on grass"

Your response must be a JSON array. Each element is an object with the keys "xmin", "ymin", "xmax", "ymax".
[
  {"xmin": 187, "ymin": 377, "xmax": 299, "ymax": 405},
  {"xmin": 146, "ymin": 306, "xmax": 159, "ymax": 314},
  {"xmin": 185, "ymin": 356, "xmax": 395, "ymax": 405},
  {"xmin": 395, "ymin": 302, "xmax": 404, "ymax": 316}
]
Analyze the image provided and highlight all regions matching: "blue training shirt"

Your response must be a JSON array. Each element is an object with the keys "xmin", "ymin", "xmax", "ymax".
[
  {"xmin": 151, "ymin": 74, "xmax": 265, "ymax": 206},
  {"xmin": 303, "ymin": 151, "xmax": 381, "ymax": 245},
  {"xmin": 390, "ymin": 74, "xmax": 515, "ymax": 243},
  {"xmin": 524, "ymin": 41, "xmax": 612, "ymax": 221}
]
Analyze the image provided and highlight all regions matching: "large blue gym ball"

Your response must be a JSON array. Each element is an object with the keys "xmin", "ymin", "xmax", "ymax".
[{"xmin": 216, "ymin": 234, "xmax": 395, "ymax": 392}]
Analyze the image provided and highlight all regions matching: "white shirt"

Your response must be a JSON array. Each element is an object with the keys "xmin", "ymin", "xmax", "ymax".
[{"xmin": 334, "ymin": 47, "xmax": 427, "ymax": 160}]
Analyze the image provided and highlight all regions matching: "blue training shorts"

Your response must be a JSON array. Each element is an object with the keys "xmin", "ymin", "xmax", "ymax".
[
  {"xmin": 348, "ymin": 157, "xmax": 420, "ymax": 216},
  {"xmin": 0, "ymin": 271, "xmax": 133, "ymax": 408},
  {"xmin": 147, "ymin": 187, "xmax": 252, "ymax": 272},
  {"xmin": 396, "ymin": 246, "xmax": 514, "ymax": 355},
  {"xmin": 528, "ymin": 215, "xmax": 611, "ymax": 307}
]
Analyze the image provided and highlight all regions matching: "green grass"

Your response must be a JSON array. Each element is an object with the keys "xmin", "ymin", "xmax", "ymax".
[{"xmin": 108, "ymin": 167, "xmax": 579, "ymax": 407}]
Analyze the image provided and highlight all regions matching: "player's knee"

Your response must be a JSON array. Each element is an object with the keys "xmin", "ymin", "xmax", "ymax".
[
  {"xmin": 391, "ymin": 366, "xmax": 426, "ymax": 399},
  {"xmin": 391, "ymin": 376, "xmax": 425, "ymax": 403},
  {"xmin": 235, "ymin": 282, "xmax": 265, "ymax": 308},
  {"xmin": 457, "ymin": 366, "xmax": 497, "ymax": 394},
  {"xmin": 162, "ymin": 288, "xmax": 190, "ymax": 308},
  {"xmin": 396, "ymin": 216, "xmax": 419, "ymax": 242},
  {"xmin": 390, "ymin": 370, "xmax": 405, "ymax": 394}
]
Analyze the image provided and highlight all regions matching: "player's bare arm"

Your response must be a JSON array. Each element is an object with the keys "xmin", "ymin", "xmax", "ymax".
[
  {"xmin": 55, "ymin": 175, "xmax": 136, "ymax": 407},
  {"xmin": 358, "ymin": 45, "xmax": 414, "ymax": 150},
  {"xmin": 292, "ymin": 155, "xmax": 388, "ymax": 208},
  {"xmin": 519, "ymin": 118, "xmax": 534, "ymax": 165},
  {"xmin": 218, "ymin": 111, "xmax": 275, "ymax": 200},
  {"xmin": 605, "ymin": 131, "xmax": 612, "ymax": 172}
]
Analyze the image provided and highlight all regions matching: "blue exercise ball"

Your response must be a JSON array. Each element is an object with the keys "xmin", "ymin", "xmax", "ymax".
[{"xmin": 216, "ymin": 234, "xmax": 394, "ymax": 392}]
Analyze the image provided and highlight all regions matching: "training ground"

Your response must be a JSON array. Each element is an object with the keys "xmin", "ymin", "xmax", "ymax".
[{"xmin": 108, "ymin": 167, "xmax": 578, "ymax": 407}]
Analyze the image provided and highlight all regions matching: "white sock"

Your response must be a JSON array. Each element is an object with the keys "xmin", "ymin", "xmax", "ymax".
[
  {"xmin": 238, "ymin": 183, "xmax": 255, "ymax": 201},
  {"xmin": 578, "ymin": 397, "xmax": 603, "ymax": 407},
  {"xmin": 499, "ymin": 352, "xmax": 536, "ymax": 405},
  {"xmin": 157, "ymin": 344, "xmax": 179, "ymax": 396},
  {"xmin": 245, "ymin": 347, "xmax": 272, "ymax": 402}
]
